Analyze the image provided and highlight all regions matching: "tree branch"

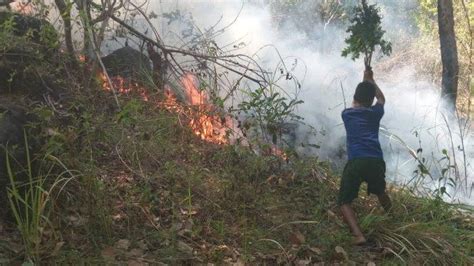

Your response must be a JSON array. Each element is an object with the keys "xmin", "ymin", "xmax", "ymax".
[{"xmin": 108, "ymin": 14, "xmax": 264, "ymax": 86}]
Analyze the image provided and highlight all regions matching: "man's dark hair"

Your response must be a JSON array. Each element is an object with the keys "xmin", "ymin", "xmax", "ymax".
[{"xmin": 354, "ymin": 81, "xmax": 376, "ymax": 107}]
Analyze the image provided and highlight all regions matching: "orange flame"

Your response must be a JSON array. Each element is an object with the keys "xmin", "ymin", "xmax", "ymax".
[
  {"xmin": 182, "ymin": 74, "xmax": 207, "ymax": 105},
  {"xmin": 180, "ymin": 73, "xmax": 231, "ymax": 144},
  {"xmin": 162, "ymin": 87, "xmax": 183, "ymax": 112},
  {"xmin": 97, "ymin": 71, "xmax": 232, "ymax": 144},
  {"xmin": 98, "ymin": 72, "xmax": 149, "ymax": 101},
  {"xmin": 160, "ymin": 74, "xmax": 231, "ymax": 144},
  {"xmin": 270, "ymin": 146, "xmax": 288, "ymax": 161}
]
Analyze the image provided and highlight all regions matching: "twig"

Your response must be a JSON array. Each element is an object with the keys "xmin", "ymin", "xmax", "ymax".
[
  {"xmin": 256, "ymin": 238, "xmax": 289, "ymax": 262},
  {"xmin": 115, "ymin": 142, "xmax": 144, "ymax": 179},
  {"xmin": 340, "ymin": 81, "xmax": 347, "ymax": 109},
  {"xmin": 455, "ymin": 110, "xmax": 469, "ymax": 194},
  {"xmin": 380, "ymin": 127, "xmax": 435, "ymax": 182},
  {"xmin": 440, "ymin": 113, "xmax": 460, "ymax": 185},
  {"xmin": 82, "ymin": 4, "xmax": 121, "ymax": 109},
  {"xmin": 269, "ymin": 220, "xmax": 321, "ymax": 231},
  {"xmin": 108, "ymin": 14, "xmax": 264, "ymax": 86}
]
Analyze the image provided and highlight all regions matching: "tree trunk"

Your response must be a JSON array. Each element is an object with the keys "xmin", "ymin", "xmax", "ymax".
[
  {"xmin": 54, "ymin": 0, "xmax": 76, "ymax": 63},
  {"xmin": 437, "ymin": 0, "xmax": 459, "ymax": 110}
]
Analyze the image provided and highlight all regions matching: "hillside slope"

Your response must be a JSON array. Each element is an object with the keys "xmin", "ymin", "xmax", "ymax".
[
  {"xmin": 0, "ymin": 13, "xmax": 472, "ymax": 264},
  {"xmin": 0, "ymin": 85, "xmax": 472, "ymax": 264}
]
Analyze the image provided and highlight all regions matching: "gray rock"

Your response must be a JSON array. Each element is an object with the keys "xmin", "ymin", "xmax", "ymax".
[
  {"xmin": 101, "ymin": 46, "xmax": 152, "ymax": 83},
  {"xmin": 0, "ymin": 11, "xmax": 58, "ymax": 46},
  {"xmin": 0, "ymin": 103, "xmax": 29, "ymax": 219},
  {"xmin": 0, "ymin": 11, "xmax": 59, "ymax": 96}
]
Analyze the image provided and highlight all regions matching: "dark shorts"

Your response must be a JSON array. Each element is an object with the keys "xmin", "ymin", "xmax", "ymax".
[{"xmin": 338, "ymin": 158, "xmax": 386, "ymax": 205}]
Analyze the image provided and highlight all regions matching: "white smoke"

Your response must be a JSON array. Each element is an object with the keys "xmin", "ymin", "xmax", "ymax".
[{"xmin": 140, "ymin": 0, "xmax": 473, "ymax": 204}]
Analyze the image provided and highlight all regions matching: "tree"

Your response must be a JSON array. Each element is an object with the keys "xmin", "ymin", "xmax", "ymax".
[
  {"xmin": 54, "ymin": 0, "xmax": 75, "ymax": 61},
  {"xmin": 437, "ymin": 0, "xmax": 459, "ymax": 110},
  {"xmin": 269, "ymin": 0, "xmax": 352, "ymax": 52}
]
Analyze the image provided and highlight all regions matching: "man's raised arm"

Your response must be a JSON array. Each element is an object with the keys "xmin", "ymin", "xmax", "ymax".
[{"xmin": 363, "ymin": 70, "xmax": 385, "ymax": 105}]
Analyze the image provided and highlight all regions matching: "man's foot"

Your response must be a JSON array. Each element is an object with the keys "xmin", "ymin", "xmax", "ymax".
[
  {"xmin": 353, "ymin": 235, "xmax": 367, "ymax": 245},
  {"xmin": 340, "ymin": 204, "xmax": 366, "ymax": 245}
]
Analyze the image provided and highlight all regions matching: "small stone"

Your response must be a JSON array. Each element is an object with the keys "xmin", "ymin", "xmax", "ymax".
[
  {"xmin": 115, "ymin": 239, "xmax": 131, "ymax": 250},
  {"xmin": 128, "ymin": 248, "xmax": 144, "ymax": 257}
]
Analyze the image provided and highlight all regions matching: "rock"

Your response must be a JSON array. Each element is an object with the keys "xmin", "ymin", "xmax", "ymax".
[
  {"xmin": 0, "ymin": 0, "xmax": 13, "ymax": 7},
  {"xmin": 334, "ymin": 245, "xmax": 348, "ymax": 261},
  {"xmin": 127, "ymin": 248, "xmax": 144, "ymax": 257},
  {"xmin": 0, "ymin": 104, "xmax": 29, "ymax": 161},
  {"xmin": 0, "ymin": 104, "xmax": 28, "ymax": 153},
  {"xmin": 101, "ymin": 46, "xmax": 152, "ymax": 83},
  {"xmin": 0, "ymin": 11, "xmax": 58, "ymax": 47},
  {"xmin": 289, "ymin": 230, "xmax": 305, "ymax": 246},
  {"xmin": 127, "ymin": 259, "xmax": 148, "ymax": 266},
  {"xmin": 0, "ymin": 103, "xmax": 30, "ymax": 219},
  {"xmin": 101, "ymin": 246, "xmax": 117, "ymax": 262},
  {"xmin": 0, "ymin": 11, "xmax": 60, "ymax": 97},
  {"xmin": 115, "ymin": 239, "xmax": 131, "ymax": 250}
]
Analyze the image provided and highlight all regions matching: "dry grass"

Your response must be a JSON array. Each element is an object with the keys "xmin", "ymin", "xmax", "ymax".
[{"xmin": 1, "ymin": 87, "xmax": 471, "ymax": 264}]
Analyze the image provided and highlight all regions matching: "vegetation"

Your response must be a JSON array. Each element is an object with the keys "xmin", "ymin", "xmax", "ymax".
[
  {"xmin": 0, "ymin": 0, "xmax": 472, "ymax": 265},
  {"xmin": 269, "ymin": 0, "xmax": 352, "ymax": 33},
  {"xmin": 1, "ymin": 84, "xmax": 472, "ymax": 264},
  {"xmin": 341, "ymin": 0, "xmax": 392, "ymax": 70},
  {"xmin": 6, "ymin": 134, "xmax": 76, "ymax": 262},
  {"xmin": 416, "ymin": 0, "xmax": 473, "ymax": 113}
]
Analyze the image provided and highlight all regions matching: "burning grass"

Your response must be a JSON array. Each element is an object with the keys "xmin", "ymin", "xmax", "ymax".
[
  {"xmin": 0, "ymin": 2, "xmax": 469, "ymax": 264},
  {"xmin": 0, "ymin": 60, "xmax": 471, "ymax": 264},
  {"xmin": 98, "ymin": 70, "xmax": 232, "ymax": 145},
  {"xmin": 1, "ymin": 83, "xmax": 471, "ymax": 264}
]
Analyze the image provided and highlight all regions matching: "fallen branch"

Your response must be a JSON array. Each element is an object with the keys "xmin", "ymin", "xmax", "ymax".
[{"xmin": 108, "ymin": 14, "xmax": 264, "ymax": 86}]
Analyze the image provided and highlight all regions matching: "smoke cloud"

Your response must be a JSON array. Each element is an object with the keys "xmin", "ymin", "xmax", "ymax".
[{"xmin": 138, "ymin": 0, "xmax": 473, "ymax": 204}]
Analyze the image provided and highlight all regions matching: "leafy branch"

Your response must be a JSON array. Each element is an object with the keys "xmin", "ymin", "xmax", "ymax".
[{"xmin": 341, "ymin": 0, "xmax": 392, "ymax": 70}]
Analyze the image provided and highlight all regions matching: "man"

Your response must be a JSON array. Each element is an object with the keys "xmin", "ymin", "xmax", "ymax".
[{"xmin": 339, "ymin": 69, "xmax": 392, "ymax": 245}]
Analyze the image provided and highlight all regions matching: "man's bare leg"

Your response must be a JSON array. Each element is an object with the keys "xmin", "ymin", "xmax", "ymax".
[
  {"xmin": 340, "ymin": 203, "xmax": 366, "ymax": 244},
  {"xmin": 377, "ymin": 193, "xmax": 392, "ymax": 212}
]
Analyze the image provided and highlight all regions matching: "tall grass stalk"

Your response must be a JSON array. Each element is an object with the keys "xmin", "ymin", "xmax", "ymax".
[{"xmin": 5, "ymin": 133, "xmax": 76, "ymax": 262}]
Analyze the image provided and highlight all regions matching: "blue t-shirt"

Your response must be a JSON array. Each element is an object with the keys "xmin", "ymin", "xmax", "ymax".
[{"xmin": 341, "ymin": 103, "xmax": 384, "ymax": 160}]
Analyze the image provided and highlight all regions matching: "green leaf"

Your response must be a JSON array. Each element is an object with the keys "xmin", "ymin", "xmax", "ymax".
[
  {"xmin": 341, "ymin": 0, "xmax": 391, "ymax": 67},
  {"xmin": 441, "ymin": 168, "xmax": 448, "ymax": 176}
]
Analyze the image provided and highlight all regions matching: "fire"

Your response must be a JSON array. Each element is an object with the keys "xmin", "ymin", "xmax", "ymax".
[
  {"xmin": 97, "ymin": 70, "xmax": 288, "ymax": 159},
  {"xmin": 162, "ymin": 87, "xmax": 183, "ymax": 112},
  {"xmin": 182, "ymin": 74, "xmax": 206, "ymax": 105},
  {"xmin": 96, "ymin": 70, "xmax": 294, "ymax": 156},
  {"xmin": 98, "ymin": 72, "xmax": 149, "ymax": 102},
  {"xmin": 189, "ymin": 114, "xmax": 229, "ymax": 144},
  {"xmin": 179, "ymin": 73, "xmax": 230, "ymax": 144},
  {"xmin": 98, "ymin": 70, "xmax": 232, "ymax": 144},
  {"xmin": 160, "ymin": 74, "xmax": 232, "ymax": 144},
  {"xmin": 270, "ymin": 146, "xmax": 288, "ymax": 161}
]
